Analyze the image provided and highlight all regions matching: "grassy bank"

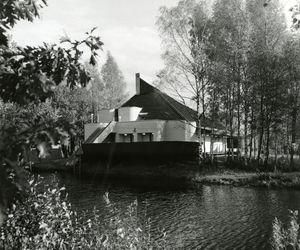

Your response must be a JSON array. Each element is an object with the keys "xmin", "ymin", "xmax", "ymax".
[{"xmin": 193, "ymin": 170, "xmax": 300, "ymax": 189}]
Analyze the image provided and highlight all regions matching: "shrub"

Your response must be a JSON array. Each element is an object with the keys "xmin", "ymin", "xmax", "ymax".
[
  {"xmin": 271, "ymin": 210, "xmax": 300, "ymax": 250},
  {"xmin": 0, "ymin": 175, "xmax": 167, "ymax": 249}
]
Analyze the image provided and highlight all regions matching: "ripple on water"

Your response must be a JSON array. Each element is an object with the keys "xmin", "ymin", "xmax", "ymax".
[{"xmin": 40, "ymin": 173, "xmax": 300, "ymax": 249}]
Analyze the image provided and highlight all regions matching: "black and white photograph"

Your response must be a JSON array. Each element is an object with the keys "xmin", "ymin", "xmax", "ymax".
[{"xmin": 1, "ymin": 0, "xmax": 300, "ymax": 249}]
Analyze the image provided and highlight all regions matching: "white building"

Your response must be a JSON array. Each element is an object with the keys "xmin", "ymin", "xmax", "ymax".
[{"xmin": 84, "ymin": 74, "xmax": 227, "ymax": 155}]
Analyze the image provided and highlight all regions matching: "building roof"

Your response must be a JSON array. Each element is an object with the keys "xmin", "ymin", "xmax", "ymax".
[
  {"xmin": 122, "ymin": 79, "xmax": 197, "ymax": 122},
  {"xmin": 121, "ymin": 78, "xmax": 224, "ymax": 130}
]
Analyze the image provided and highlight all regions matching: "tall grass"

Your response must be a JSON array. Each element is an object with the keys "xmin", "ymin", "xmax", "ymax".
[
  {"xmin": 0, "ymin": 176, "xmax": 167, "ymax": 249},
  {"xmin": 271, "ymin": 210, "xmax": 300, "ymax": 250}
]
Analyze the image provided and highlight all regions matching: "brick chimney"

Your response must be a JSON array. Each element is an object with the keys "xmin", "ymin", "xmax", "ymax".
[{"xmin": 136, "ymin": 73, "xmax": 140, "ymax": 95}]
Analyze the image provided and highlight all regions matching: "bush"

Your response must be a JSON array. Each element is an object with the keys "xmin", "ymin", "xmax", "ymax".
[
  {"xmin": 271, "ymin": 210, "xmax": 300, "ymax": 250},
  {"xmin": 0, "ymin": 175, "xmax": 167, "ymax": 249}
]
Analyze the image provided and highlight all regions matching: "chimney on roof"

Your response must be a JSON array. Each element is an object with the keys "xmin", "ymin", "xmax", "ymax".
[{"xmin": 136, "ymin": 73, "xmax": 140, "ymax": 95}]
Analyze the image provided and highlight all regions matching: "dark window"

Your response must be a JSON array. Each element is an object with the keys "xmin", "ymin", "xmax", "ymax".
[
  {"xmin": 137, "ymin": 133, "xmax": 153, "ymax": 142},
  {"xmin": 120, "ymin": 134, "xmax": 133, "ymax": 143}
]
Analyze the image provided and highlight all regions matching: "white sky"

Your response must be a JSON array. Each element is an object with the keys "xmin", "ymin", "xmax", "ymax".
[
  {"xmin": 11, "ymin": 0, "xmax": 178, "ymax": 95},
  {"xmin": 11, "ymin": 0, "xmax": 296, "ymax": 96}
]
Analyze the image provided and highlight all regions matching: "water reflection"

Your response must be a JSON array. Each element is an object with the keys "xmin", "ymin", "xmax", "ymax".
[{"xmin": 41, "ymin": 173, "xmax": 300, "ymax": 249}]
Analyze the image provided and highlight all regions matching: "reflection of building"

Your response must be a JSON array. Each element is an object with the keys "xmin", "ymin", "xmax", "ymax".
[{"xmin": 83, "ymin": 74, "xmax": 228, "ymax": 159}]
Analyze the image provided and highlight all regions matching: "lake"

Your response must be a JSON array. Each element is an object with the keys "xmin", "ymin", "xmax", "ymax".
[{"xmin": 41, "ymin": 173, "xmax": 300, "ymax": 249}]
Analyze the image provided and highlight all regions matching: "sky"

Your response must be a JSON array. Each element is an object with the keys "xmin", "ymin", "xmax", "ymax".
[
  {"xmin": 11, "ymin": 0, "xmax": 297, "ymax": 96},
  {"xmin": 11, "ymin": 0, "xmax": 178, "ymax": 95}
]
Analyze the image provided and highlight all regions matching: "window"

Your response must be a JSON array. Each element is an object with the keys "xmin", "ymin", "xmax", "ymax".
[
  {"xmin": 119, "ymin": 133, "xmax": 133, "ymax": 143},
  {"xmin": 137, "ymin": 133, "xmax": 153, "ymax": 142}
]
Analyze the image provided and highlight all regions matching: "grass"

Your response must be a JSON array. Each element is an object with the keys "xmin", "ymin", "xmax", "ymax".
[{"xmin": 193, "ymin": 169, "xmax": 300, "ymax": 189}]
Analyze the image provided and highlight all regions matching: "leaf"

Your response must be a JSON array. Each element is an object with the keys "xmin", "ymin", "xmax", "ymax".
[
  {"xmin": 91, "ymin": 27, "xmax": 98, "ymax": 33},
  {"xmin": 89, "ymin": 55, "xmax": 96, "ymax": 66}
]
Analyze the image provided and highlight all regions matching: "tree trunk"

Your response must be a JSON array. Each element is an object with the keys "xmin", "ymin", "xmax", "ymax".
[
  {"xmin": 290, "ymin": 107, "xmax": 297, "ymax": 169},
  {"xmin": 264, "ymin": 120, "xmax": 270, "ymax": 165},
  {"xmin": 196, "ymin": 97, "xmax": 202, "ymax": 165},
  {"xmin": 257, "ymin": 95, "xmax": 264, "ymax": 163},
  {"xmin": 249, "ymin": 107, "xmax": 254, "ymax": 159},
  {"xmin": 237, "ymin": 81, "xmax": 241, "ymax": 158},
  {"xmin": 244, "ymin": 102, "xmax": 249, "ymax": 159},
  {"xmin": 257, "ymin": 126, "xmax": 264, "ymax": 163},
  {"xmin": 202, "ymin": 89, "xmax": 206, "ymax": 156}
]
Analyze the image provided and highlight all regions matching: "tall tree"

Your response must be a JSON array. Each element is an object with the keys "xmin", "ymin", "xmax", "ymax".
[
  {"xmin": 156, "ymin": 0, "xmax": 213, "ymax": 157},
  {"xmin": 101, "ymin": 52, "xmax": 128, "ymax": 109},
  {"xmin": 84, "ymin": 62, "xmax": 105, "ymax": 119},
  {"xmin": 282, "ymin": 34, "xmax": 300, "ymax": 167},
  {"xmin": 210, "ymin": 0, "xmax": 250, "ymax": 158},
  {"xmin": 246, "ymin": 0, "xmax": 287, "ymax": 163}
]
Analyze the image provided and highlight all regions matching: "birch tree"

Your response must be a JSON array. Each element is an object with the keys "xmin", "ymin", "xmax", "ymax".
[{"xmin": 156, "ymin": 0, "xmax": 213, "ymax": 156}]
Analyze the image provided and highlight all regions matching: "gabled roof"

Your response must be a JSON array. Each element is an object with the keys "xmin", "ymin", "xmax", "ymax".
[
  {"xmin": 121, "ymin": 78, "xmax": 225, "ymax": 130},
  {"xmin": 122, "ymin": 78, "xmax": 197, "ymax": 121}
]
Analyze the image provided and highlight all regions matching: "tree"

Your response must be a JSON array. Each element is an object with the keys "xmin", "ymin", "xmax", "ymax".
[
  {"xmin": 156, "ymin": 0, "xmax": 213, "ymax": 158},
  {"xmin": 209, "ymin": 0, "xmax": 251, "ymax": 159},
  {"xmin": 157, "ymin": 0, "xmax": 300, "ymax": 168},
  {"xmin": 246, "ymin": 0, "xmax": 287, "ymax": 163},
  {"xmin": 0, "ymin": 0, "xmax": 103, "ymax": 218},
  {"xmin": 52, "ymin": 85, "xmax": 94, "ymax": 140},
  {"xmin": 84, "ymin": 62, "xmax": 108, "ymax": 121},
  {"xmin": 100, "ymin": 52, "xmax": 128, "ymax": 109},
  {"xmin": 282, "ymin": 34, "xmax": 300, "ymax": 168}
]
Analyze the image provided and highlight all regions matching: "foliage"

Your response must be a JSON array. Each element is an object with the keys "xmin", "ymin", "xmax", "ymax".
[
  {"xmin": 271, "ymin": 210, "xmax": 300, "ymax": 250},
  {"xmin": 156, "ymin": 0, "xmax": 212, "ymax": 114},
  {"xmin": 101, "ymin": 51, "xmax": 128, "ymax": 109},
  {"xmin": 0, "ymin": 0, "xmax": 103, "ymax": 157},
  {"xmin": 0, "ymin": 0, "xmax": 103, "ymax": 218},
  {"xmin": 0, "ymin": 0, "xmax": 103, "ymax": 105},
  {"xmin": 84, "ymin": 62, "xmax": 105, "ymax": 113},
  {"xmin": 0, "ymin": 28, "xmax": 103, "ymax": 105},
  {"xmin": 0, "ymin": 100, "xmax": 64, "ymax": 159},
  {"xmin": 0, "ymin": 0, "xmax": 47, "ymax": 46},
  {"xmin": 0, "ymin": 175, "xmax": 167, "ymax": 250},
  {"xmin": 52, "ymin": 85, "xmax": 94, "ymax": 139},
  {"xmin": 157, "ymin": 0, "xmax": 300, "ymax": 166}
]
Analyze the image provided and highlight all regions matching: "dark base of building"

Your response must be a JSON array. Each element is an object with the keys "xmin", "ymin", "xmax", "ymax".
[{"xmin": 82, "ymin": 141, "xmax": 199, "ymax": 162}]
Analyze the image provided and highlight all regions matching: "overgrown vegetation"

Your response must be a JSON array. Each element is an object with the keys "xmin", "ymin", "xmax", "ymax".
[
  {"xmin": 0, "ymin": 0, "xmax": 128, "ymax": 215},
  {"xmin": 271, "ymin": 210, "xmax": 300, "ymax": 250},
  {"xmin": 0, "ymin": 176, "xmax": 167, "ymax": 249}
]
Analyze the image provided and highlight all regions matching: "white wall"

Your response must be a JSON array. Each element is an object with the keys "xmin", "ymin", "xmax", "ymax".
[
  {"xmin": 201, "ymin": 137, "xmax": 227, "ymax": 153},
  {"xmin": 164, "ymin": 121, "xmax": 197, "ymax": 142},
  {"xmin": 85, "ymin": 119, "xmax": 227, "ymax": 153},
  {"xmin": 118, "ymin": 107, "xmax": 142, "ymax": 122},
  {"xmin": 186, "ymin": 121, "xmax": 197, "ymax": 141},
  {"xmin": 164, "ymin": 121, "xmax": 186, "ymax": 141},
  {"xmin": 114, "ymin": 120, "xmax": 166, "ymax": 142}
]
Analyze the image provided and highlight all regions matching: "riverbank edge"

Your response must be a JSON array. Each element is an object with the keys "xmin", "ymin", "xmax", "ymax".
[
  {"xmin": 192, "ymin": 171, "xmax": 300, "ymax": 189},
  {"xmin": 30, "ymin": 158, "xmax": 300, "ymax": 190}
]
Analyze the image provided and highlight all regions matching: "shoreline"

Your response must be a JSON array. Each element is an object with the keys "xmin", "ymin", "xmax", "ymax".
[
  {"xmin": 30, "ymin": 158, "xmax": 300, "ymax": 190},
  {"xmin": 193, "ymin": 170, "xmax": 300, "ymax": 189}
]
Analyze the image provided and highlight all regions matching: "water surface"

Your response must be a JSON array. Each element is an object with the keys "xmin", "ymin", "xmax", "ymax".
[{"xmin": 42, "ymin": 173, "xmax": 300, "ymax": 249}]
